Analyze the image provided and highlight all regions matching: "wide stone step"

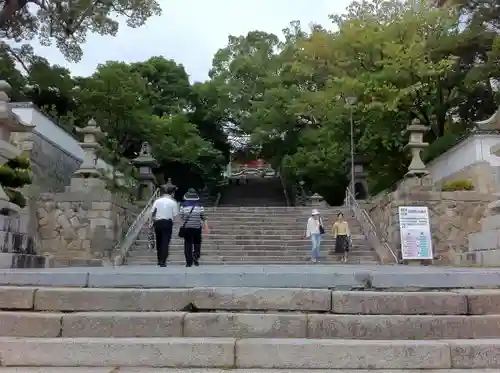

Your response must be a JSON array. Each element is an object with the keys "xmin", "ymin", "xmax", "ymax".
[
  {"xmin": 6, "ymin": 265, "xmax": 500, "ymax": 289},
  {"xmin": 203, "ymin": 207, "xmax": 350, "ymax": 212},
  {"xmin": 4, "ymin": 287, "xmax": 489, "ymax": 314},
  {"xmin": 201, "ymin": 216, "xmax": 359, "ymax": 222},
  {"xmin": 127, "ymin": 259, "xmax": 378, "ymax": 265},
  {"xmin": 126, "ymin": 259, "xmax": 378, "ymax": 266},
  {"xmin": 135, "ymin": 240, "xmax": 371, "ymax": 248},
  {"xmin": 0, "ymin": 370, "xmax": 489, "ymax": 373},
  {"xmin": 130, "ymin": 249, "xmax": 375, "ymax": 256},
  {"xmin": 138, "ymin": 232, "xmax": 365, "ymax": 240},
  {"xmin": 0, "ymin": 337, "xmax": 495, "ymax": 369},
  {"xmin": 5, "ymin": 311, "xmax": 500, "ymax": 340}
]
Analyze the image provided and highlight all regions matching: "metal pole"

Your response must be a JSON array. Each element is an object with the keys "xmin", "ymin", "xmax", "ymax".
[{"xmin": 350, "ymin": 105, "xmax": 355, "ymax": 200}]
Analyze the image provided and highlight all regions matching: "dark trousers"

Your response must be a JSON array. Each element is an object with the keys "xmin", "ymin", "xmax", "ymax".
[
  {"xmin": 183, "ymin": 227, "xmax": 202, "ymax": 266},
  {"xmin": 153, "ymin": 219, "xmax": 173, "ymax": 266}
]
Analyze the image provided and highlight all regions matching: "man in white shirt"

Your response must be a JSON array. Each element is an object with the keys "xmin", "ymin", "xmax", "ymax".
[{"xmin": 151, "ymin": 185, "xmax": 179, "ymax": 267}]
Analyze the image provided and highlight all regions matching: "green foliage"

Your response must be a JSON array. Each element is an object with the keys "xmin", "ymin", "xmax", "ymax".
[
  {"xmin": 206, "ymin": 0, "xmax": 500, "ymax": 200},
  {"xmin": 1, "ymin": 51, "xmax": 230, "ymax": 197},
  {"xmin": 0, "ymin": 156, "xmax": 32, "ymax": 209},
  {"xmin": 422, "ymin": 131, "xmax": 465, "ymax": 163},
  {"xmin": 5, "ymin": 0, "xmax": 500, "ymax": 203},
  {"xmin": 442, "ymin": 179, "xmax": 474, "ymax": 191},
  {"xmin": 0, "ymin": 0, "xmax": 161, "ymax": 64}
]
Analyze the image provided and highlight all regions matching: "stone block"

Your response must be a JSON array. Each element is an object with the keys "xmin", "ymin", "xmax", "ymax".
[
  {"xmin": 450, "ymin": 339, "xmax": 500, "ymax": 368},
  {"xmin": 87, "ymin": 271, "xmax": 365, "ymax": 288},
  {"xmin": 189, "ymin": 287, "xmax": 331, "ymax": 311},
  {"xmin": 0, "ymin": 312, "xmax": 61, "ymax": 337},
  {"xmin": 371, "ymin": 270, "xmax": 500, "ymax": 288},
  {"xmin": 35, "ymin": 288, "xmax": 192, "ymax": 311},
  {"xmin": 235, "ymin": 339, "xmax": 451, "ymax": 369},
  {"xmin": 184, "ymin": 312, "xmax": 307, "ymax": 338},
  {"xmin": 0, "ymin": 369, "xmax": 114, "ymax": 373},
  {"xmin": 307, "ymin": 314, "xmax": 500, "ymax": 339},
  {"xmin": 92, "ymin": 202, "xmax": 112, "ymax": 210},
  {"xmin": 62, "ymin": 312, "xmax": 184, "ymax": 337},
  {"xmin": 473, "ymin": 249, "xmax": 500, "ymax": 266},
  {"xmin": 0, "ymin": 271, "xmax": 87, "ymax": 287},
  {"xmin": 469, "ymin": 230, "xmax": 500, "ymax": 251},
  {"xmin": 461, "ymin": 290, "xmax": 500, "ymax": 314},
  {"xmin": 0, "ymin": 286, "xmax": 35, "ymax": 309},
  {"xmin": 481, "ymin": 215, "xmax": 500, "ymax": 231},
  {"xmin": 0, "ymin": 337, "xmax": 236, "ymax": 367},
  {"xmin": 331, "ymin": 291, "xmax": 467, "ymax": 315}
]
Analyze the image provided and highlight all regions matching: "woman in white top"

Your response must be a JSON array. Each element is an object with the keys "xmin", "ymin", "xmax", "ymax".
[{"xmin": 305, "ymin": 209, "xmax": 324, "ymax": 263}]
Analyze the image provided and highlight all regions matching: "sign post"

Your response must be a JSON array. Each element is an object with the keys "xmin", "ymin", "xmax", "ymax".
[{"xmin": 398, "ymin": 206, "xmax": 433, "ymax": 261}]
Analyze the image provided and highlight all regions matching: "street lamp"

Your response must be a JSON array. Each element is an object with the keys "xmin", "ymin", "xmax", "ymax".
[{"xmin": 344, "ymin": 96, "xmax": 357, "ymax": 199}]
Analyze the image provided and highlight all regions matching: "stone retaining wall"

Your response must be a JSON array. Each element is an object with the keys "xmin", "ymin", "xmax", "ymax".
[
  {"xmin": 368, "ymin": 181, "xmax": 492, "ymax": 263},
  {"xmin": 36, "ymin": 189, "xmax": 139, "ymax": 264}
]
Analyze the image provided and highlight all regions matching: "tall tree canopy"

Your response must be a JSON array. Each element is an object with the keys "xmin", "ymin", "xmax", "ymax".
[
  {"xmin": 0, "ymin": 0, "xmax": 161, "ymax": 64},
  {"xmin": 207, "ymin": 0, "xmax": 500, "ymax": 203},
  {"xmin": 5, "ymin": 0, "xmax": 500, "ymax": 204}
]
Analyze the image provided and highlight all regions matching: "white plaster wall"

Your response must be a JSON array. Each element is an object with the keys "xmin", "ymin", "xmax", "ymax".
[
  {"xmin": 427, "ymin": 134, "xmax": 500, "ymax": 182},
  {"xmin": 12, "ymin": 105, "xmax": 113, "ymax": 173}
]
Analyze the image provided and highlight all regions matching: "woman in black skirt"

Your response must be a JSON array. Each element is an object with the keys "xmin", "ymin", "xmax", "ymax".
[{"xmin": 332, "ymin": 212, "xmax": 351, "ymax": 263}]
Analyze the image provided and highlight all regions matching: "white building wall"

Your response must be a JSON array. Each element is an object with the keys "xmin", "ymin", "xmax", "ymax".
[
  {"xmin": 12, "ymin": 105, "xmax": 113, "ymax": 174},
  {"xmin": 427, "ymin": 134, "xmax": 500, "ymax": 182}
]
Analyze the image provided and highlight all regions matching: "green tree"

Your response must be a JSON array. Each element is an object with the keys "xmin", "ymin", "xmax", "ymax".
[
  {"xmin": 0, "ymin": 0, "xmax": 161, "ymax": 63},
  {"xmin": 131, "ymin": 56, "xmax": 192, "ymax": 117},
  {"xmin": 69, "ymin": 59, "xmax": 228, "ymax": 194},
  {"xmin": 208, "ymin": 0, "xmax": 500, "ymax": 202}
]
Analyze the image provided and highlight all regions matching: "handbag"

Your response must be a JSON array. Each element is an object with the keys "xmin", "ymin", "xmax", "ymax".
[
  {"xmin": 319, "ymin": 218, "xmax": 325, "ymax": 235},
  {"xmin": 178, "ymin": 206, "xmax": 195, "ymax": 238}
]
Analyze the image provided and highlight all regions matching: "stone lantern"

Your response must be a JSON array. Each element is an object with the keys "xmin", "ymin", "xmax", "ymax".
[
  {"xmin": 352, "ymin": 155, "xmax": 370, "ymax": 199},
  {"xmin": 404, "ymin": 118, "xmax": 430, "ymax": 177},
  {"xmin": 132, "ymin": 142, "xmax": 157, "ymax": 202},
  {"xmin": 70, "ymin": 118, "xmax": 105, "ymax": 191},
  {"xmin": 162, "ymin": 178, "xmax": 176, "ymax": 194},
  {"xmin": 309, "ymin": 193, "xmax": 325, "ymax": 207},
  {"xmin": 0, "ymin": 81, "xmax": 33, "ymax": 215}
]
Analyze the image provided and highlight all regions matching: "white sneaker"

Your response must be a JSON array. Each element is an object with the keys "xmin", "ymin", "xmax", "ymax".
[{"xmin": 311, "ymin": 258, "xmax": 317, "ymax": 263}]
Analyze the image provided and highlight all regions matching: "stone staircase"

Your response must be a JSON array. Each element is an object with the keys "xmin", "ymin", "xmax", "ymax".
[
  {"xmin": 219, "ymin": 177, "xmax": 286, "ymax": 206},
  {"xmin": 2, "ymin": 267, "xmax": 500, "ymax": 371},
  {"xmin": 125, "ymin": 206, "xmax": 377, "ymax": 265}
]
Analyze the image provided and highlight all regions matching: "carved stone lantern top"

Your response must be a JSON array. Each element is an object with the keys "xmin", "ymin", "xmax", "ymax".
[
  {"xmin": 475, "ymin": 105, "xmax": 500, "ymax": 130},
  {"xmin": 0, "ymin": 81, "xmax": 33, "ymax": 141},
  {"xmin": 76, "ymin": 118, "xmax": 103, "ymax": 148},
  {"xmin": 404, "ymin": 118, "xmax": 430, "ymax": 177},
  {"xmin": 310, "ymin": 193, "xmax": 323, "ymax": 201},
  {"xmin": 132, "ymin": 141, "xmax": 157, "ymax": 167},
  {"xmin": 162, "ymin": 178, "xmax": 176, "ymax": 193}
]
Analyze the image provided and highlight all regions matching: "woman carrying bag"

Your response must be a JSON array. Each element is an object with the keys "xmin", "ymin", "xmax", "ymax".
[
  {"xmin": 179, "ymin": 188, "xmax": 209, "ymax": 267},
  {"xmin": 305, "ymin": 209, "xmax": 324, "ymax": 263},
  {"xmin": 332, "ymin": 212, "xmax": 351, "ymax": 263}
]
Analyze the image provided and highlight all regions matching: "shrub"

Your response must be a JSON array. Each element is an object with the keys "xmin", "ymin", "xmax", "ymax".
[
  {"xmin": 441, "ymin": 179, "xmax": 474, "ymax": 191},
  {"xmin": 0, "ymin": 156, "xmax": 32, "ymax": 209}
]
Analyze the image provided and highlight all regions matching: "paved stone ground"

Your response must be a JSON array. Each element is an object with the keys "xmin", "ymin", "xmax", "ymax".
[
  {"xmin": 0, "ymin": 369, "xmax": 497, "ymax": 373},
  {"xmin": 2, "ymin": 264, "xmax": 500, "ymax": 289}
]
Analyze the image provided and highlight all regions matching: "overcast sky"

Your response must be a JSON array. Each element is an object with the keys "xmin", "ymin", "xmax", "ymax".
[{"xmin": 31, "ymin": 0, "xmax": 351, "ymax": 83}]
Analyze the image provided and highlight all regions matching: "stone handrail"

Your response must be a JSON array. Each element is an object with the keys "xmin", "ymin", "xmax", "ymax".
[
  {"xmin": 279, "ymin": 174, "xmax": 291, "ymax": 207},
  {"xmin": 345, "ymin": 188, "xmax": 399, "ymax": 264},
  {"xmin": 214, "ymin": 192, "xmax": 222, "ymax": 209},
  {"xmin": 112, "ymin": 188, "xmax": 160, "ymax": 266}
]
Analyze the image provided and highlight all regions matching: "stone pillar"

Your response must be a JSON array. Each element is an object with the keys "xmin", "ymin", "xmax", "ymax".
[
  {"xmin": 132, "ymin": 142, "xmax": 157, "ymax": 203},
  {"xmin": 162, "ymin": 178, "xmax": 177, "ymax": 196},
  {"xmin": 69, "ymin": 118, "xmax": 105, "ymax": 191},
  {"xmin": 465, "ymin": 142, "xmax": 500, "ymax": 266},
  {"xmin": 309, "ymin": 193, "xmax": 325, "ymax": 208},
  {"xmin": 404, "ymin": 118, "xmax": 430, "ymax": 177},
  {"xmin": 351, "ymin": 155, "xmax": 370, "ymax": 200},
  {"xmin": 0, "ymin": 81, "xmax": 32, "ymax": 216}
]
